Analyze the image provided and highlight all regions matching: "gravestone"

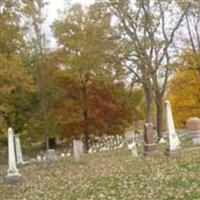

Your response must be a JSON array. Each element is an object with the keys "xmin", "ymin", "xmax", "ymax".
[
  {"xmin": 37, "ymin": 155, "xmax": 42, "ymax": 162},
  {"xmin": 15, "ymin": 134, "xmax": 26, "ymax": 165},
  {"xmin": 165, "ymin": 100, "xmax": 181, "ymax": 155},
  {"xmin": 47, "ymin": 149, "xmax": 56, "ymax": 163},
  {"xmin": 128, "ymin": 137, "xmax": 138, "ymax": 157},
  {"xmin": 187, "ymin": 117, "xmax": 200, "ymax": 145},
  {"xmin": 144, "ymin": 123, "xmax": 157, "ymax": 155},
  {"xmin": 60, "ymin": 153, "xmax": 65, "ymax": 158},
  {"xmin": 5, "ymin": 128, "xmax": 21, "ymax": 183},
  {"xmin": 73, "ymin": 139, "xmax": 84, "ymax": 164}
]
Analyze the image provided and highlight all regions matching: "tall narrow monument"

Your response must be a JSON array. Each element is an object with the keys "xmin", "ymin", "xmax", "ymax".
[
  {"xmin": 5, "ymin": 128, "xmax": 21, "ymax": 183},
  {"xmin": 15, "ymin": 134, "xmax": 25, "ymax": 165},
  {"xmin": 165, "ymin": 100, "xmax": 181, "ymax": 154}
]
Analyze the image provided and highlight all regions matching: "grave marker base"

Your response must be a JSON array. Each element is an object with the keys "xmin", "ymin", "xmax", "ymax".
[
  {"xmin": 165, "ymin": 149, "xmax": 181, "ymax": 157},
  {"xmin": 5, "ymin": 174, "xmax": 21, "ymax": 184},
  {"xmin": 192, "ymin": 138, "xmax": 200, "ymax": 145}
]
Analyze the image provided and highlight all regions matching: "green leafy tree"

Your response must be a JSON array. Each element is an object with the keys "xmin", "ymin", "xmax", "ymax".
[{"xmin": 52, "ymin": 3, "xmax": 139, "ymax": 149}]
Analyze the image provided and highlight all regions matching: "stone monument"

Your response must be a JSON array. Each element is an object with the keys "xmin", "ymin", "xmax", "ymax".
[
  {"xmin": 5, "ymin": 128, "xmax": 21, "ymax": 183},
  {"xmin": 47, "ymin": 149, "xmax": 56, "ymax": 163},
  {"xmin": 187, "ymin": 117, "xmax": 200, "ymax": 145},
  {"xmin": 165, "ymin": 100, "xmax": 181, "ymax": 155},
  {"xmin": 73, "ymin": 139, "xmax": 84, "ymax": 164},
  {"xmin": 144, "ymin": 123, "xmax": 157, "ymax": 155},
  {"xmin": 129, "ymin": 137, "xmax": 138, "ymax": 157},
  {"xmin": 15, "ymin": 134, "xmax": 26, "ymax": 165}
]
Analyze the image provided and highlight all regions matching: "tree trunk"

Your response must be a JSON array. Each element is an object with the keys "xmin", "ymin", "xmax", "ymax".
[
  {"xmin": 156, "ymin": 98, "xmax": 163, "ymax": 139},
  {"xmin": 82, "ymin": 81, "xmax": 89, "ymax": 151},
  {"xmin": 144, "ymin": 84, "xmax": 153, "ymax": 124}
]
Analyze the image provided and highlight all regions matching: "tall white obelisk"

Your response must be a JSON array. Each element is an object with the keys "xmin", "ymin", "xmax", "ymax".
[
  {"xmin": 5, "ymin": 128, "xmax": 21, "ymax": 183},
  {"xmin": 165, "ymin": 100, "xmax": 181, "ymax": 151}
]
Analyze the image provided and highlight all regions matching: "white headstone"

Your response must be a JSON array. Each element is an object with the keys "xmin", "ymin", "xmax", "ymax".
[
  {"xmin": 47, "ymin": 149, "xmax": 56, "ymax": 163},
  {"xmin": 60, "ymin": 153, "xmax": 65, "ymax": 157},
  {"xmin": 15, "ymin": 134, "xmax": 25, "ymax": 165},
  {"xmin": 158, "ymin": 137, "xmax": 167, "ymax": 144},
  {"xmin": 37, "ymin": 155, "xmax": 42, "ymax": 162},
  {"xmin": 73, "ymin": 139, "xmax": 84, "ymax": 163},
  {"xmin": 128, "ymin": 138, "xmax": 138, "ymax": 157},
  {"xmin": 165, "ymin": 100, "xmax": 181, "ymax": 151},
  {"xmin": 5, "ymin": 128, "xmax": 21, "ymax": 183}
]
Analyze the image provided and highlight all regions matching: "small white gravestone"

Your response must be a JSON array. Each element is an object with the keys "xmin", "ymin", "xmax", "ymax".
[
  {"xmin": 128, "ymin": 138, "xmax": 138, "ymax": 158},
  {"xmin": 47, "ymin": 149, "xmax": 56, "ymax": 163},
  {"xmin": 5, "ymin": 128, "xmax": 21, "ymax": 183},
  {"xmin": 158, "ymin": 137, "xmax": 167, "ymax": 144},
  {"xmin": 73, "ymin": 139, "xmax": 84, "ymax": 164},
  {"xmin": 37, "ymin": 155, "xmax": 42, "ymax": 162},
  {"xmin": 60, "ymin": 153, "xmax": 65, "ymax": 158},
  {"xmin": 165, "ymin": 100, "xmax": 181, "ymax": 152},
  {"xmin": 15, "ymin": 134, "xmax": 26, "ymax": 165}
]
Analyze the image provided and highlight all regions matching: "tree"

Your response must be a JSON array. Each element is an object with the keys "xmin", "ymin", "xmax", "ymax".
[
  {"xmin": 107, "ymin": 0, "xmax": 189, "ymax": 138},
  {"xmin": 168, "ymin": 68, "xmax": 200, "ymax": 128},
  {"xmin": 178, "ymin": 0, "xmax": 200, "ymax": 53},
  {"xmin": 23, "ymin": 0, "xmax": 52, "ymax": 150},
  {"xmin": 177, "ymin": 0, "xmax": 200, "ymax": 76},
  {"xmin": 51, "ymin": 71, "xmax": 140, "ymax": 141},
  {"xmin": 0, "ymin": 1, "xmax": 35, "ymax": 143},
  {"xmin": 52, "ymin": 3, "xmax": 137, "ymax": 149}
]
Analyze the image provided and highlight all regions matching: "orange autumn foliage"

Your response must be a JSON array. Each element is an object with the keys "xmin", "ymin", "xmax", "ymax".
[{"xmin": 168, "ymin": 69, "xmax": 200, "ymax": 128}]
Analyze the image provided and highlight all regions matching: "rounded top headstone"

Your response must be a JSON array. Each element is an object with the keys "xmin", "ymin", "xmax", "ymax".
[{"xmin": 187, "ymin": 117, "xmax": 200, "ymax": 133}]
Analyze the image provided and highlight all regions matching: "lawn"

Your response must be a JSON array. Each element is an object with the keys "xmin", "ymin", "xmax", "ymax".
[{"xmin": 0, "ymin": 147, "xmax": 200, "ymax": 200}]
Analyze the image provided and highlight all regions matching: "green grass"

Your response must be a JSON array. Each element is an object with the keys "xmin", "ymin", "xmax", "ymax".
[{"xmin": 0, "ymin": 147, "xmax": 200, "ymax": 200}]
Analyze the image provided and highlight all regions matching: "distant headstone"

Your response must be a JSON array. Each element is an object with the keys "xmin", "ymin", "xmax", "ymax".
[
  {"xmin": 5, "ymin": 128, "xmax": 21, "ymax": 184},
  {"xmin": 187, "ymin": 117, "xmax": 200, "ymax": 144},
  {"xmin": 158, "ymin": 137, "xmax": 167, "ymax": 144},
  {"xmin": 37, "ymin": 155, "xmax": 42, "ymax": 162},
  {"xmin": 15, "ymin": 134, "xmax": 26, "ymax": 165},
  {"xmin": 73, "ymin": 139, "xmax": 84, "ymax": 164},
  {"xmin": 144, "ymin": 123, "xmax": 157, "ymax": 155},
  {"xmin": 165, "ymin": 100, "xmax": 181, "ymax": 155},
  {"xmin": 129, "ymin": 137, "xmax": 138, "ymax": 157},
  {"xmin": 47, "ymin": 149, "xmax": 56, "ymax": 163},
  {"xmin": 60, "ymin": 153, "xmax": 65, "ymax": 158}
]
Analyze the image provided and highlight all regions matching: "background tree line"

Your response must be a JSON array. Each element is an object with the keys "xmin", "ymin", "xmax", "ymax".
[{"xmin": 0, "ymin": 0, "xmax": 199, "ymax": 151}]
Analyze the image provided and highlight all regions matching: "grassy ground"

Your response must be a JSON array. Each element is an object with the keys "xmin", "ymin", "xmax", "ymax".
[{"xmin": 0, "ymin": 146, "xmax": 200, "ymax": 200}]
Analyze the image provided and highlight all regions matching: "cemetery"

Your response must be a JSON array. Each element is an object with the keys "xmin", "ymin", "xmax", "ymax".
[
  {"xmin": 0, "ymin": 100, "xmax": 200, "ymax": 199},
  {"xmin": 0, "ymin": 0, "xmax": 200, "ymax": 199}
]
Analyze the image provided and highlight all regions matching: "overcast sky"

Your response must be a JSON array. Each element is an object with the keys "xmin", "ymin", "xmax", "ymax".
[{"xmin": 46, "ymin": 0, "xmax": 94, "ymax": 48}]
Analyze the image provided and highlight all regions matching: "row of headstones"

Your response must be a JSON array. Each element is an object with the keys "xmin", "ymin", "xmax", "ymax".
[{"xmin": 87, "ymin": 134, "xmax": 144, "ymax": 153}]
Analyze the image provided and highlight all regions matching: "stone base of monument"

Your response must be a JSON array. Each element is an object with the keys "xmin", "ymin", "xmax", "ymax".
[
  {"xmin": 143, "ymin": 143, "xmax": 158, "ymax": 156},
  {"xmin": 165, "ymin": 149, "xmax": 181, "ymax": 157},
  {"xmin": 144, "ymin": 150, "xmax": 158, "ymax": 156},
  {"xmin": 17, "ymin": 160, "xmax": 29, "ymax": 167},
  {"xmin": 5, "ymin": 174, "xmax": 21, "ymax": 184},
  {"xmin": 192, "ymin": 138, "xmax": 200, "ymax": 145},
  {"xmin": 189, "ymin": 131, "xmax": 200, "ymax": 145}
]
